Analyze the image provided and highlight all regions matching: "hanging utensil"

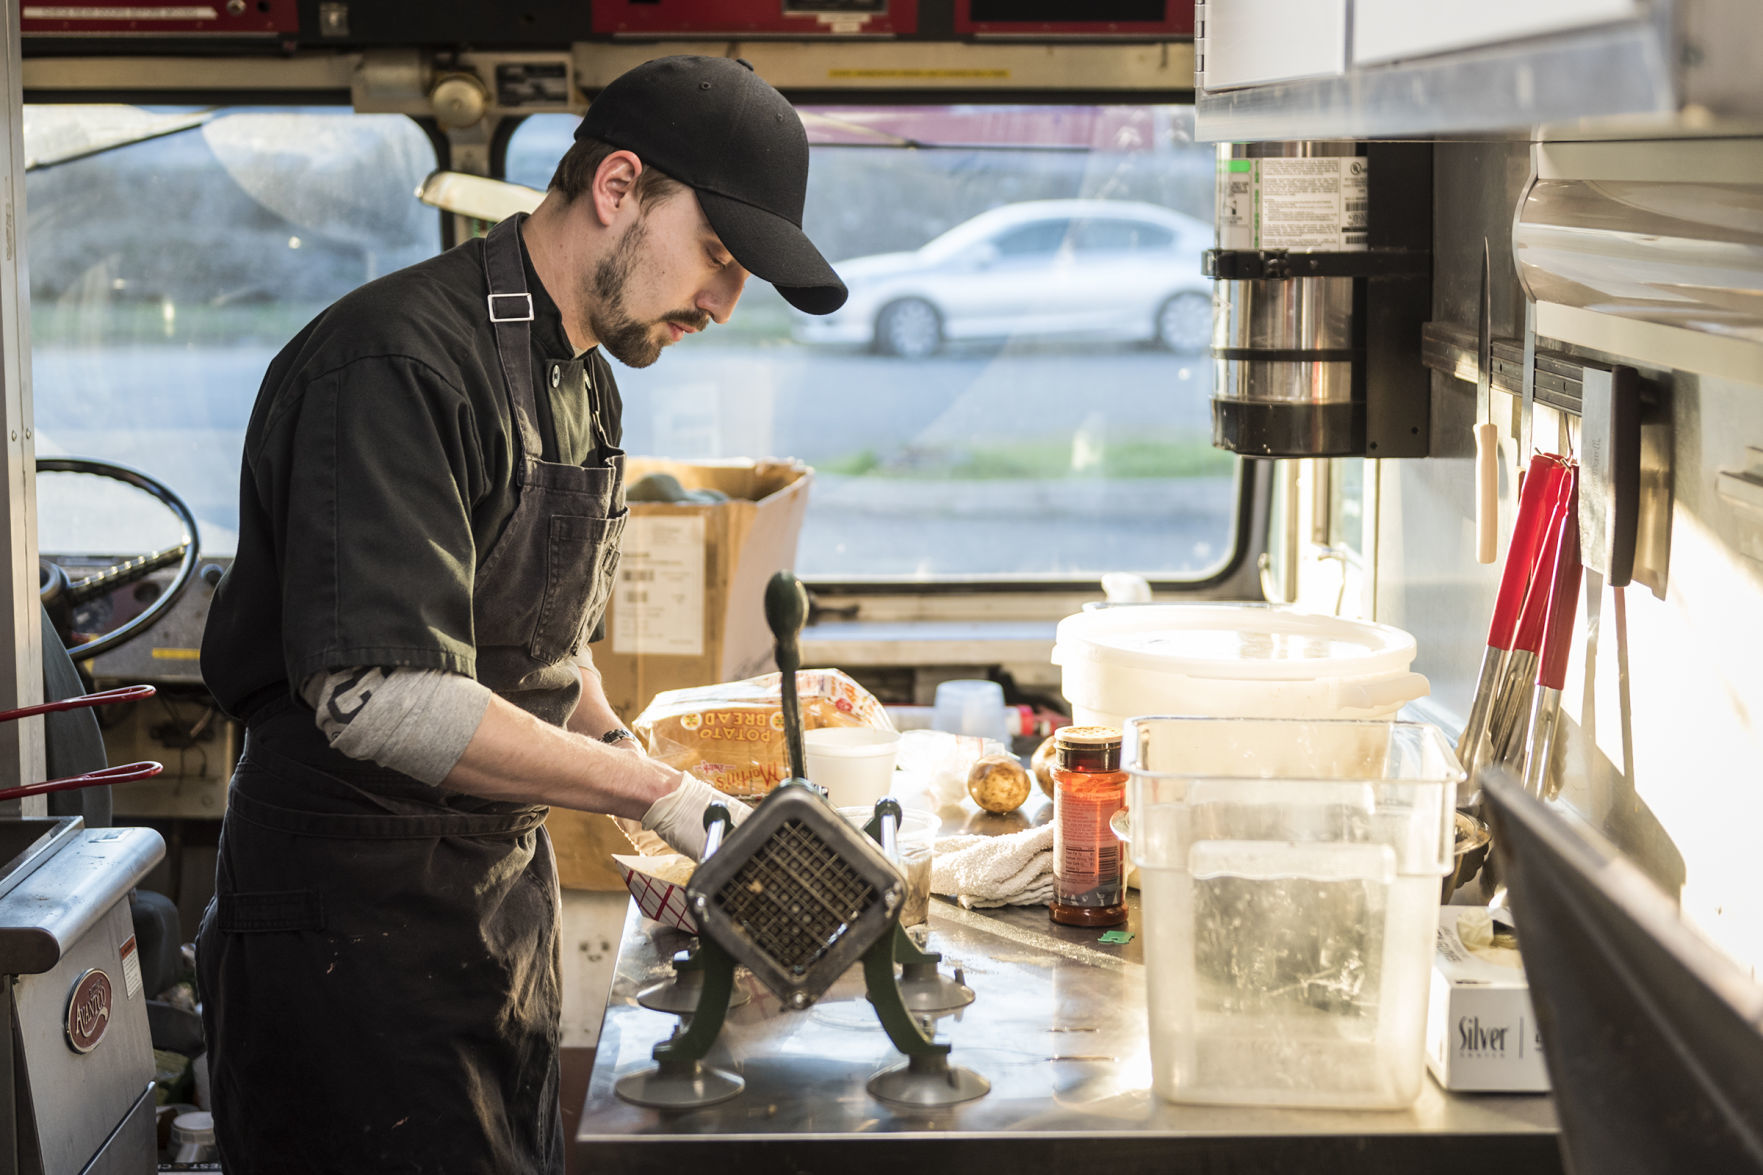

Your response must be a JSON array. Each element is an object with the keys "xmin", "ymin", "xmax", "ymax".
[
  {"xmin": 1457, "ymin": 455, "xmax": 1571, "ymax": 789},
  {"xmin": 1492, "ymin": 464, "xmax": 1577, "ymax": 771},
  {"xmin": 1473, "ymin": 239, "xmax": 1499, "ymax": 565},
  {"xmin": 1523, "ymin": 474, "xmax": 1584, "ymax": 799}
]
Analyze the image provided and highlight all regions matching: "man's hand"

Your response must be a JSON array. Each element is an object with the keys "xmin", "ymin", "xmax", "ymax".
[{"xmin": 640, "ymin": 774, "xmax": 750, "ymax": 860}]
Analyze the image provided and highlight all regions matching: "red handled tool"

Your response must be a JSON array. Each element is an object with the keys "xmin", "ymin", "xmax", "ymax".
[
  {"xmin": 1490, "ymin": 465, "xmax": 1577, "ymax": 769},
  {"xmin": 1456, "ymin": 455, "xmax": 1572, "ymax": 789},
  {"xmin": 0, "ymin": 684, "xmax": 163, "ymax": 802},
  {"xmin": 1521, "ymin": 474, "xmax": 1584, "ymax": 799}
]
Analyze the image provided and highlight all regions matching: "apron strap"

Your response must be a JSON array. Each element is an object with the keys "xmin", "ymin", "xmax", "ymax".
[
  {"xmin": 482, "ymin": 215, "xmax": 546, "ymax": 463},
  {"xmin": 228, "ymin": 770, "xmax": 549, "ymax": 840}
]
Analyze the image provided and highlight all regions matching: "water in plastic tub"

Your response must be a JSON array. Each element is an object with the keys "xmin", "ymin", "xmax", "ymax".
[{"xmin": 1124, "ymin": 716, "xmax": 1462, "ymax": 1109}]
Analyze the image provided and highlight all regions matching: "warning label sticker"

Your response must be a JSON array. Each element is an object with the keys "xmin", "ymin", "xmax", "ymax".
[{"xmin": 1216, "ymin": 156, "xmax": 1368, "ymax": 252}]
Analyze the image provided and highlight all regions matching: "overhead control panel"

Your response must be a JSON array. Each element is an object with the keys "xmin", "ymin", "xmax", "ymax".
[
  {"xmin": 955, "ymin": 0, "xmax": 1191, "ymax": 38},
  {"xmin": 20, "ymin": 0, "xmax": 1192, "ymax": 49},
  {"xmin": 20, "ymin": 0, "xmax": 299, "ymax": 36},
  {"xmin": 591, "ymin": 0, "xmax": 914, "ymax": 37}
]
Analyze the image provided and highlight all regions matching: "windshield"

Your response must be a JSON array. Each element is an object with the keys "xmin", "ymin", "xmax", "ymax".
[
  {"xmin": 506, "ymin": 104, "xmax": 1235, "ymax": 582},
  {"xmin": 24, "ymin": 105, "xmax": 439, "ymax": 556}
]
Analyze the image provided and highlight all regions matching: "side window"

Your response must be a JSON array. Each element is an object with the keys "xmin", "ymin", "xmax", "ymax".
[
  {"xmin": 1072, "ymin": 219, "xmax": 1175, "ymax": 252},
  {"xmin": 993, "ymin": 219, "xmax": 1071, "ymax": 258},
  {"xmin": 25, "ymin": 107, "xmax": 439, "ymax": 556}
]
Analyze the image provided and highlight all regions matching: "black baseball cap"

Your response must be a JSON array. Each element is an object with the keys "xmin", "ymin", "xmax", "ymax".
[{"xmin": 578, "ymin": 55, "xmax": 847, "ymax": 315}]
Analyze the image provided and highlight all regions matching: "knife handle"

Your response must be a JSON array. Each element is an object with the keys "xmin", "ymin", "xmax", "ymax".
[{"xmin": 1474, "ymin": 423, "xmax": 1499, "ymax": 565}]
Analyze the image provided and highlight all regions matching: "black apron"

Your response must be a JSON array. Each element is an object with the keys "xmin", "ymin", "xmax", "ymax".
[{"xmin": 197, "ymin": 217, "xmax": 626, "ymax": 1175}]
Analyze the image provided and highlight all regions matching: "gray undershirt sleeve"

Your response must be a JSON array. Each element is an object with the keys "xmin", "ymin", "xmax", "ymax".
[{"xmin": 299, "ymin": 666, "xmax": 492, "ymax": 786}]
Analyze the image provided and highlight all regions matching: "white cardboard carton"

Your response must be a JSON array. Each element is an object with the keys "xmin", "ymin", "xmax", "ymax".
[{"xmin": 1425, "ymin": 906, "xmax": 1552, "ymax": 1093}]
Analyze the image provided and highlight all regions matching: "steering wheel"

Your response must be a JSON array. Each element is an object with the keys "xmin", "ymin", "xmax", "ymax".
[{"xmin": 37, "ymin": 457, "xmax": 201, "ymax": 663}]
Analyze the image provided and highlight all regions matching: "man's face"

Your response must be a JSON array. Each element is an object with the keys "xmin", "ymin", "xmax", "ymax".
[{"xmin": 585, "ymin": 186, "xmax": 749, "ymax": 369}]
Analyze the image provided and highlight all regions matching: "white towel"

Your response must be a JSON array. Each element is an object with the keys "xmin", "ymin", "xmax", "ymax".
[{"xmin": 931, "ymin": 824, "xmax": 1054, "ymax": 909}]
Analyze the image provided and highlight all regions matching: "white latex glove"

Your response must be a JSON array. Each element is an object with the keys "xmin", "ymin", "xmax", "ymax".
[{"xmin": 640, "ymin": 774, "xmax": 749, "ymax": 860}]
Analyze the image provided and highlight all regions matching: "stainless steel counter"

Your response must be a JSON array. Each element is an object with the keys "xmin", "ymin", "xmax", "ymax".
[{"xmin": 573, "ymin": 893, "xmax": 1563, "ymax": 1174}]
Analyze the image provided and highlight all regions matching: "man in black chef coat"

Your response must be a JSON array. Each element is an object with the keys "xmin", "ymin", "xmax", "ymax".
[{"xmin": 195, "ymin": 56, "xmax": 845, "ymax": 1174}]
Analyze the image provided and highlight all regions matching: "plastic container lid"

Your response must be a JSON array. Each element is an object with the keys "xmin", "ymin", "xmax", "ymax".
[
  {"xmin": 171, "ymin": 1111, "xmax": 215, "ymax": 1143},
  {"xmin": 1053, "ymin": 603, "xmax": 1419, "ymax": 683},
  {"xmin": 837, "ymin": 805, "xmax": 938, "ymax": 853}
]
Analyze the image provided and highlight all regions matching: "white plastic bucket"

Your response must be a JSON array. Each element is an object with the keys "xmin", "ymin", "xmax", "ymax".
[{"xmin": 1052, "ymin": 603, "xmax": 1429, "ymax": 730}]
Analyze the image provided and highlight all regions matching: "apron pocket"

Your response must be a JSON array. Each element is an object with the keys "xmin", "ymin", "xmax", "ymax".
[
  {"xmin": 216, "ymin": 889, "xmax": 326, "ymax": 933},
  {"xmin": 530, "ymin": 509, "xmax": 626, "ymax": 663}
]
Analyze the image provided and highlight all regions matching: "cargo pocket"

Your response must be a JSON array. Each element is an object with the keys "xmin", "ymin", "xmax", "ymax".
[{"xmin": 215, "ymin": 889, "xmax": 326, "ymax": 934}]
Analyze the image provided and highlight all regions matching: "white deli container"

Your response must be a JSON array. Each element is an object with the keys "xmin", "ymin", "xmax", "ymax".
[
  {"xmin": 1124, "ymin": 716, "xmax": 1463, "ymax": 1109},
  {"xmin": 1052, "ymin": 603, "xmax": 1430, "ymax": 731}
]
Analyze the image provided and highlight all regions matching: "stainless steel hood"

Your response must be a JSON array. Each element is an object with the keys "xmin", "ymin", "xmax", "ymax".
[{"xmin": 1514, "ymin": 137, "xmax": 1763, "ymax": 385}]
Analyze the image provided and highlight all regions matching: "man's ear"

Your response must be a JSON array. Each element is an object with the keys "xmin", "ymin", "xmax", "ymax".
[{"xmin": 591, "ymin": 150, "xmax": 642, "ymax": 227}]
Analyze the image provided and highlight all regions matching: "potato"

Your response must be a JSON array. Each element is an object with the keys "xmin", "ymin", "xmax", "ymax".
[
  {"xmin": 1030, "ymin": 735, "xmax": 1059, "ymax": 797},
  {"xmin": 967, "ymin": 753, "xmax": 1032, "ymax": 814}
]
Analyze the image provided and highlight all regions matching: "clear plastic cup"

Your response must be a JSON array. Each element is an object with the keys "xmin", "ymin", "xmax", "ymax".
[
  {"xmin": 932, "ymin": 679, "xmax": 1008, "ymax": 744},
  {"xmin": 838, "ymin": 805, "xmax": 938, "ymax": 927}
]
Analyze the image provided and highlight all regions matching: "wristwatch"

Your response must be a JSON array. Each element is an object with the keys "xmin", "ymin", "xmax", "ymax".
[{"xmin": 600, "ymin": 728, "xmax": 638, "ymax": 747}]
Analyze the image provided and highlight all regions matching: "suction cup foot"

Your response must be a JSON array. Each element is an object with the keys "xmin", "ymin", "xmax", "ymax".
[
  {"xmin": 898, "ymin": 961, "xmax": 975, "ymax": 1013},
  {"xmin": 614, "ymin": 1061, "xmax": 744, "ymax": 1109},
  {"xmin": 636, "ymin": 972, "xmax": 752, "ymax": 1014},
  {"xmin": 867, "ymin": 1052, "xmax": 989, "ymax": 1109}
]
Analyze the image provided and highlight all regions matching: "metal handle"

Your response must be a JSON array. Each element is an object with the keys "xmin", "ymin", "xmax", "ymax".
[
  {"xmin": 0, "ymin": 760, "xmax": 162, "ymax": 801},
  {"xmin": 874, "ymin": 797, "xmax": 902, "ymax": 864},
  {"xmin": 0, "ymin": 684, "xmax": 155, "ymax": 725},
  {"xmin": 701, "ymin": 802, "xmax": 733, "ymax": 862},
  {"xmin": 764, "ymin": 572, "xmax": 810, "ymax": 783}
]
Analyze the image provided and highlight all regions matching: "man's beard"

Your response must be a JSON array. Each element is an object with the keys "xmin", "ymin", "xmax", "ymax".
[{"xmin": 585, "ymin": 216, "xmax": 708, "ymax": 369}]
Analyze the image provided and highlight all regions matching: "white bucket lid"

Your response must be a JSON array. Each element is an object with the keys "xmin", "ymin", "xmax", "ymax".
[{"xmin": 1052, "ymin": 603, "xmax": 1418, "ymax": 683}]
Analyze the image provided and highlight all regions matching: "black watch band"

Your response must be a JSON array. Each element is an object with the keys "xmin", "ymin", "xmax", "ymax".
[{"xmin": 600, "ymin": 728, "xmax": 637, "ymax": 746}]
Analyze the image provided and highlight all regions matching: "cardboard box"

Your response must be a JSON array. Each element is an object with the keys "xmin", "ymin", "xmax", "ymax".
[
  {"xmin": 593, "ymin": 457, "xmax": 812, "ymax": 724},
  {"xmin": 1426, "ymin": 907, "xmax": 1552, "ymax": 1093},
  {"xmin": 549, "ymin": 458, "xmax": 810, "ymax": 892},
  {"xmin": 546, "ymin": 808, "xmax": 638, "ymax": 892}
]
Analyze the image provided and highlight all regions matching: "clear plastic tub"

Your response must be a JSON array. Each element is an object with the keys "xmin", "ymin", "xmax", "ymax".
[{"xmin": 1123, "ymin": 716, "xmax": 1462, "ymax": 1109}]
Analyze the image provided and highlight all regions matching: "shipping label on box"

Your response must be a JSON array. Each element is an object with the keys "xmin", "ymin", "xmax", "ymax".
[
  {"xmin": 611, "ymin": 514, "xmax": 707, "ymax": 658},
  {"xmin": 592, "ymin": 458, "xmax": 812, "ymax": 726},
  {"xmin": 1426, "ymin": 907, "xmax": 1551, "ymax": 1093}
]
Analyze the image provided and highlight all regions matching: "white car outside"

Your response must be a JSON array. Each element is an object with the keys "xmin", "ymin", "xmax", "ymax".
[{"xmin": 792, "ymin": 199, "xmax": 1214, "ymax": 359}]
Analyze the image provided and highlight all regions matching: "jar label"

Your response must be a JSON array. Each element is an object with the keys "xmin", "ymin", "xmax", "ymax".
[{"xmin": 1055, "ymin": 787, "xmax": 1125, "ymax": 902}]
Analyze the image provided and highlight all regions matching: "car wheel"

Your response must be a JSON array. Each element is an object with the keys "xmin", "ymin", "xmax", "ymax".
[
  {"xmin": 1155, "ymin": 291, "xmax": 1213, "ymax": 354},
  {"xmin": 874, "ymin": 298, "xmax": 942, "ymax": 359}
]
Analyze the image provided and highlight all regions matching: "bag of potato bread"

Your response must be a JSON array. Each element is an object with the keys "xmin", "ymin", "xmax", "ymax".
[{"xmin": 635, "ymin": 668, "xmax": 893, "ymax": 798}]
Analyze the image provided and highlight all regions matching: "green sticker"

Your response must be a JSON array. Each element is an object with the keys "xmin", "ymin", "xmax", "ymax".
[
  {"xmin": 1098, "ymin": 930, "xmax": 1134, "ymax": 944},
  {"xmin": 1226, "ymin": 159, "xmax": 1253, "ymax": 173}
]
